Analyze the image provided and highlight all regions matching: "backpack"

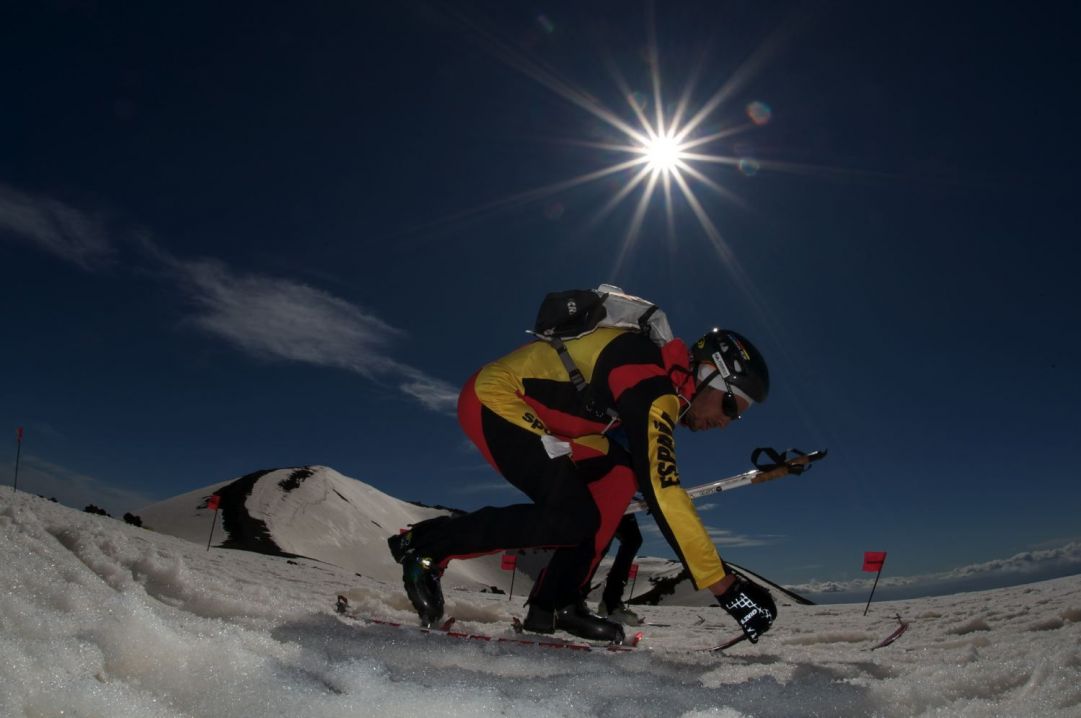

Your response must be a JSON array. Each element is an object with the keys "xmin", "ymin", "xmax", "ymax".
[
  {"xmin": 531, "ymin": 284, "xmax": 673, "ymax": 346},
  {"xmin": 529, "ymin": 285, "xmax": 676, "ymax": 426}
]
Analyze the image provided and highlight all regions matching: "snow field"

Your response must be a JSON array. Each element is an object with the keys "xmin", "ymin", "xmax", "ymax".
[{"xmin": 2, "ymin": 491, "xmax": 1080, "ymax": 717}]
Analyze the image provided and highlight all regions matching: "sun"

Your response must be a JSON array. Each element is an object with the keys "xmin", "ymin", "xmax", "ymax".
[{"xmin": 643, "ymin": 133, "xmax": 684, "ymax": 174}]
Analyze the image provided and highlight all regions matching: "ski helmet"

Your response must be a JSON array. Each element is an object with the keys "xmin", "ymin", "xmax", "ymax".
[{"xmin": 690, "ymin": 328, "xmax": 770, "ymax": 404}]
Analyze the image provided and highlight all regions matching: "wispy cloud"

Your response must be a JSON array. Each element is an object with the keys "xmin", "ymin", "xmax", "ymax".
[
  {"xmin": 1, "ymin": 186, "xmax": 459, "ymax": 414},
  {"xmin": 397, "ymin": 367, "xmax": 461, "ymax": 414},
  {"xmin": 0, "ymin": 184, "xmax": 115, "ymax": 270},
  {"xmin": 174, "ymin": 256, "xmax": 403, "ymax": 376},
  {"xmin": 165, "ymin": 256, "xmax": 460, "ymax": 414},
  {"xmin": 640, "ymin": 521, "xmax": 784, "ymax": 548},
  {"xmin": 707, "ymin": 527, "xmax": 786, "ymax": 548}
]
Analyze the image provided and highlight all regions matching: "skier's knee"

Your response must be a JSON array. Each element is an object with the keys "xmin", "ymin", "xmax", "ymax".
[{"xmin": 545, "ymin": 501, "xmax": 600, "ymax": 545}]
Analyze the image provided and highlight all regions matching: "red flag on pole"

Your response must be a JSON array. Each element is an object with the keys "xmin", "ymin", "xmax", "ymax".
[
  {"xmin": 16, "ymin": 427, "xmax": 24, "ymax": 443},
  {"xmin": 628, "ymin": 563, "xmax": 639, "ymax": 579},
  {"xmin": 205, "ymin": 495, "xmax": 221, "ymax": 551},
  {"xmin": 862, "ymin": 551, "xmax": 888, "ymax": 615},
  {"xmin": 863, "ymin": 551, "xmax": 887, "ymax": 572}
]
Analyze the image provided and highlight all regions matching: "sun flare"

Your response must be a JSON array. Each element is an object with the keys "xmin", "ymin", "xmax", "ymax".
[{"xmin": 435, "ymin": 4, "xmax": 784, "ymax": 281}]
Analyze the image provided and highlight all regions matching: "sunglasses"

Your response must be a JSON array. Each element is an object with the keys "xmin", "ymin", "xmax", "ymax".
[
  {"xmin": 721, "ymin": 391, "xmax": 742, "ymax": 421},
  {"xmin": 696, "ymin": 364, "xmax": 743, "ymax": 421}
]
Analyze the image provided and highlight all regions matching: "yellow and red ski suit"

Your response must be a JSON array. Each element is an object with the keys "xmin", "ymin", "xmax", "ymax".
[{"xmin": 410, "ymin": 327, "xmax": 728, "ymax": 607}]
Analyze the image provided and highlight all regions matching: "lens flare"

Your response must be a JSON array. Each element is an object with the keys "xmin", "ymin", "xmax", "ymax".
[
  {"xmin": 738, "ymin": 157, "xmax": 761, "ymax": 176},
  {"xmin": 746, "ymin": 101, "xmax": 772, "ymax": 126}
]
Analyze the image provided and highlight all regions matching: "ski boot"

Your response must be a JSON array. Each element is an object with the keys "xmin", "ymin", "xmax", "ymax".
[
  {"xmin": 387, "ymin": 531, "xmax": 444, "ymax": 627},
  {"xmin": 523, "ymin": 601, "xmax": 625, "ymax": 644},
  {"xmin": 598, "ymin": 600, "xmax": 642, "ymax": 626}
]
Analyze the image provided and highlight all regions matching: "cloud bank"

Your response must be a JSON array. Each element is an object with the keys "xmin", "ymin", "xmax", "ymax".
[{"xmin": 790, "ymin": 541, "xmax": 1081, "ymax": 601}]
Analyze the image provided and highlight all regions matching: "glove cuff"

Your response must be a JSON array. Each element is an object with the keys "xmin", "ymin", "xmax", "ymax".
[{"xmin": 716, "ymin": 577, "xmax": 775, "ymax": 643}]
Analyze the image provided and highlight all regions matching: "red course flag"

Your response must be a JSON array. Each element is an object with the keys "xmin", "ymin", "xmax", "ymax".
[
  {"xmin": 863, "ymin": 551, "xmax": 887, "ymax": 572},
  {"xmin": 628, "ymin": 563, "xmax": 639, "ymax": 579},
  {"xmin": 206, "ymin": 495, "xmax": 221, "ymax": 511},
  {"xmin": 16, "ymin": 427, "xmax": 24, "ymax": 443},
  {"xmin": 501, "ymin": 552, "xmax": 518, "ymax": 570}
]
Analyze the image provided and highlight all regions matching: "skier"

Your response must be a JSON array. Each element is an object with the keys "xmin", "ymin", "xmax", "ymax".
[{"xmin": 388, "ymin": 325, "xmax": 777, "ymax": 644}]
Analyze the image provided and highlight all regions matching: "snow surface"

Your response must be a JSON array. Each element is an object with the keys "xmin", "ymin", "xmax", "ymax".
[{"xmin": 3, "ymin": 489, "xmax": 1080, "ymax": 717}]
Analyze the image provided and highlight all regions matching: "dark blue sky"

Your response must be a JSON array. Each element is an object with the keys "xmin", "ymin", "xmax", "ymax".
[{"xmin": 2, "ymin": 1, "xmax": 1079, "ymax": 593}]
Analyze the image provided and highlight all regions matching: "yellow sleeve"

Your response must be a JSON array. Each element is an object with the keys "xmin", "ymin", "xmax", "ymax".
[{"xmin": 641, "ymin": 394, "xmax": 727, "ymax": 590}]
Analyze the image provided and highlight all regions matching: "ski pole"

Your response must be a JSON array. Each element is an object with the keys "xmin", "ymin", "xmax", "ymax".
[{"xmin": 625, "ymin": 449, "xmax": 827, "ymax": 514}]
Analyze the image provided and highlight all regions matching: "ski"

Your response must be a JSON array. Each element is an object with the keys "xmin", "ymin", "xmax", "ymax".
[
  {"xmin": 336, "ymin": 595, "xmax": 636, "ymax": 653},
  {"xmin": 336, "ymin": 596, "xmax": 738, "ymax": 655},
  {"xmin": 871, "ymin": 614, "xmax": 910, "ymax": 650},
  {"xmin": 509, "ymin": 616, "xmax": 642, "ymax": 652},
  {"xmin": 625, "ymin": 448, "xmax": 827, "ymax": 515}
]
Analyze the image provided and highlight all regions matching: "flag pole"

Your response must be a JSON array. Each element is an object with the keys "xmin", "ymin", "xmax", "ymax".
[
  {"xmin": 864, "ymin": 564, "xmax": 884, "ymax": 616},
  {"xmin": 204, "ymin": 508, "xmax": 217, "ymax": 551},
  {"xmin": 12, "ymin": 427, "xmax": 24, "ymax": 493},
  {"xmin": 501, "ymin": 551, "xmax": 519, "ymax": 600},
  {"xmin": 205, "ymin": 495, "xmax": 221, "ymax": 551}
]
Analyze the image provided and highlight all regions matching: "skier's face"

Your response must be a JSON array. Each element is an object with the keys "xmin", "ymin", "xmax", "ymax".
[{"xmin": 683, "ymin": 385, "xmax": 750, "ymax": 431}]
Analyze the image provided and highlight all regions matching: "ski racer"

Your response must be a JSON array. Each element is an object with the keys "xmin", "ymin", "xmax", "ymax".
[{"xmin": 388, "ymin": 325, "xmax": 777, "ymax": 644}]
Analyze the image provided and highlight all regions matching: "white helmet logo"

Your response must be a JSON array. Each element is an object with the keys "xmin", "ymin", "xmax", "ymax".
[{"xmin": 711, "ymin": 351, "xmax": 732, "ymax": 379}]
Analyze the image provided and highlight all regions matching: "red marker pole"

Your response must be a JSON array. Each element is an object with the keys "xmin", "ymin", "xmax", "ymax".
[
  {"xmin": 205, "ymin": 494, "xmax": 221, "ymax": 551},
  {"xmin": 501, "ymin": 552, "xmax": 518, "ymax": 600},
  {"xmin": 12, "ymin": 427, "xmax": 24, "ymax": 493},
  {"xmin": 862, "ymin": 551, "xmax": 887, "ymax": 616}
]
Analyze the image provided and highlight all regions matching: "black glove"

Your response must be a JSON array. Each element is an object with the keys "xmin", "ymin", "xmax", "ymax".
[{"xmin": 717, "ymin": 576, "xmax": 777, "ymax": 643}]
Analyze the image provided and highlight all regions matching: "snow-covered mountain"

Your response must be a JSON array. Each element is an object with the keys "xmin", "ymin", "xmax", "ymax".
[{"xmin": 137, "ymin": 465, "xmax": 542, "ymax": 594}]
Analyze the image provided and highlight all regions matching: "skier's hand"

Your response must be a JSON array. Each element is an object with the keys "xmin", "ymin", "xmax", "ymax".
[{"xmin": 717, "ymin": 576, "xmax": 777, "ymax": 643}]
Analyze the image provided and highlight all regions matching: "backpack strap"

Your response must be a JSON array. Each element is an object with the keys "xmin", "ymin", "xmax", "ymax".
[
  {"xmin": 548, "ymin": 336, "xmax": 621, "ymax": 425},
  {"xmin": 637, "ymin": 305, "xmax": 659, "ymax": 339}
]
